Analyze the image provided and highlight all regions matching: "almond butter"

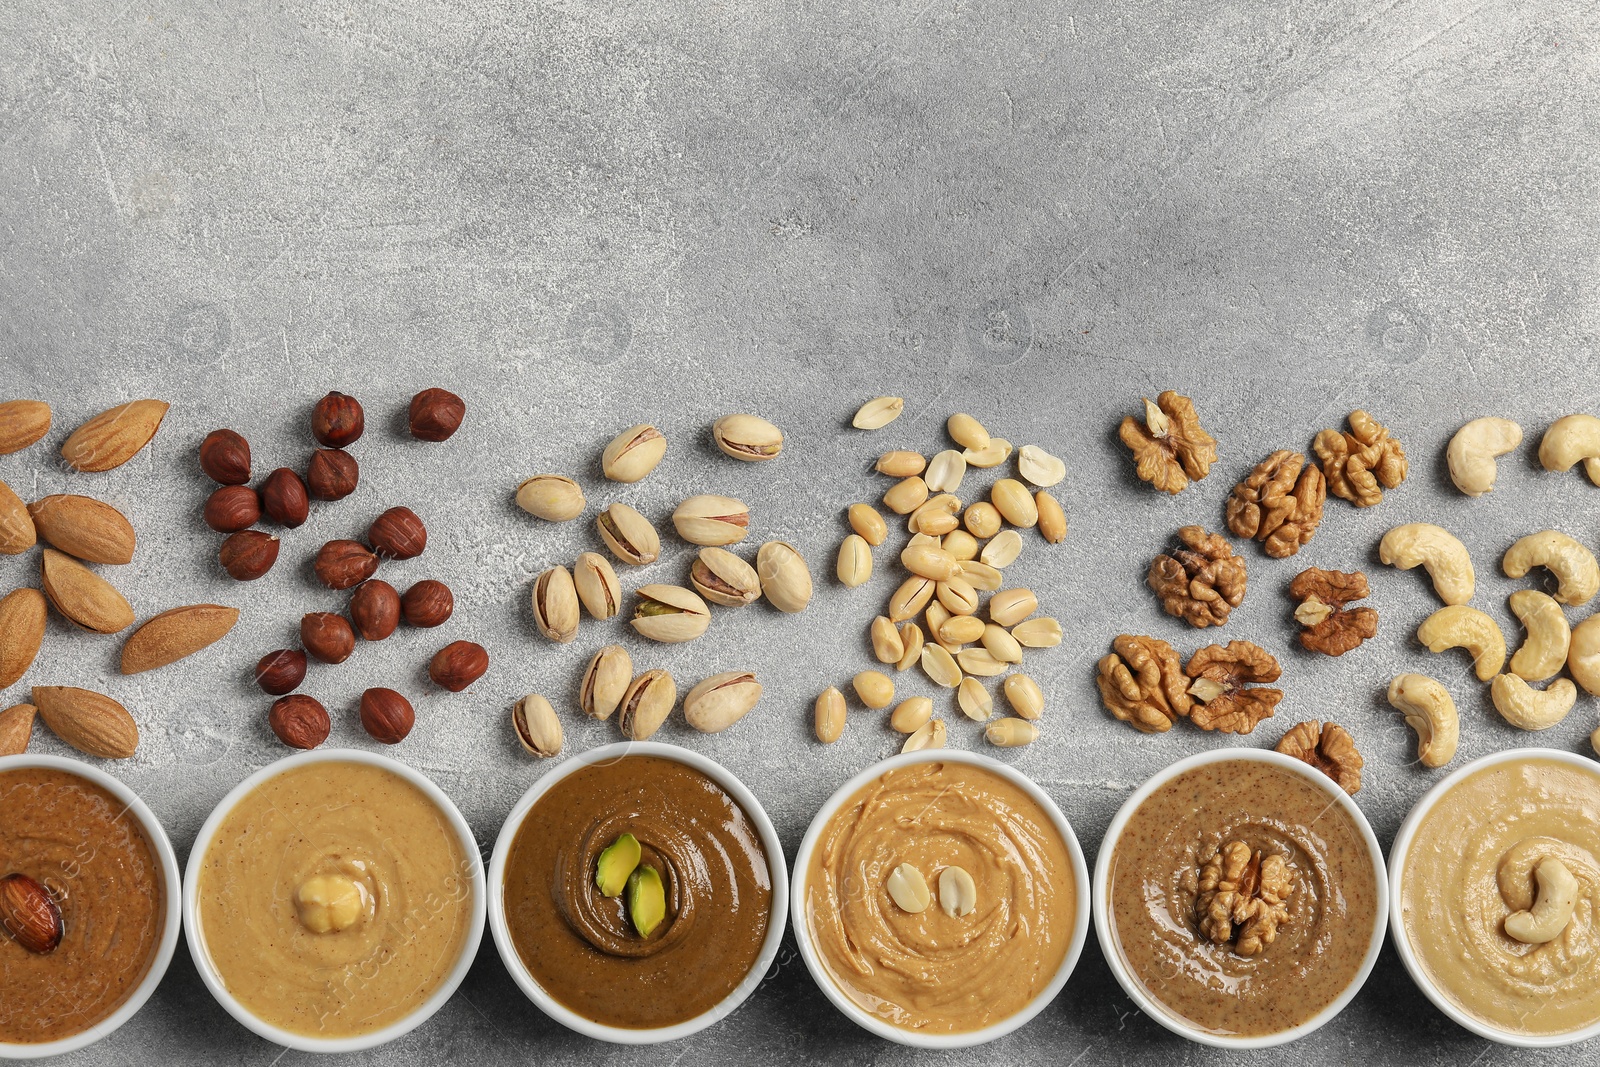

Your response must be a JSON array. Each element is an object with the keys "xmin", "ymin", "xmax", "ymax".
[
  {"xmin": 0, "ymin": 703, "xmax": 36, "ymax": 756},
  {"xmin": 39, "ymin": 548, "xmax": 135, "ymax": 634},
  {"xmin": 31, "ymin": 685, "xmax": 139, "ymax": 759},
  {"xmin": 120, "ymin": 604, "xmax": 241, "ymax": 674},
  {"xmin": 26, "ymin": 495, "xmax": 137, "ymax": 565},
  {"xmin": 0, "ymin": 589, "xmax": 47, "ymax": 689},
  {"xmin": 0, "ymin": 480, "xmax": 36, "ymax": 556},
  {"xmin": 0, "ymin": 400, "xmax": 52, "ymax": 456},
  {"xmin": 60, "ymin": 399, "xmax": 169, "ymax": 473}
]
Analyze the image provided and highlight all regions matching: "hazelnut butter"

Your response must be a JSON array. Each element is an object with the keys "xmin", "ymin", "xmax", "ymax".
[
  {"xmin": 502, "ymin": 754, "xmax": 773, "ymax": 1029},
  {"xmin": 196, "ymin": 761, "xmax": 474, "ymax": 1038},
  {"xmin": 1108, "ymin": 759, "xmax": 1378, "ymax": 1037},
  {"xmin": 805, "ymin": 761, "xmax": 1078, "ymax": 1034},
  {"xmin": 1401, "ymin": 757, "xmax": 1600, "ymax": 1037},
  {"xmin": 0, "ymin": 767, "xmax": 165, "ymax": 1045}
]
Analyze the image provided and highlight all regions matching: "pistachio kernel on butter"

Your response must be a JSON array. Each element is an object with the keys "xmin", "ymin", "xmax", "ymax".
[
  {"xmin": 627, "ymin": 864, "xmax": 667, "ymax": 938},
  {"xmin": 596, "ymin": 834, "xmax": 642, "ymax": 898}
]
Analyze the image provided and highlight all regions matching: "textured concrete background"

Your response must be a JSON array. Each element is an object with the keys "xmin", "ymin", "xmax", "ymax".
[{"xmin": 3, "ymin": 0, "xmax": 1599, "ymax": 1062}]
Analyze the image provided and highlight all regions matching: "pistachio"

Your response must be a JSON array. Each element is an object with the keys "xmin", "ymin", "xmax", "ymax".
[
  {"xmin": 837, "ymin": 535, "xmax": 873, "ymax": 588},
  {"xmin": 958, "ymin": 647, "xmax": 1009, "ymax": 677},
  {"xmin": 876, "ymin": 451, "xmax": 926, "ymax": 478},
  {"xmin": 883, "ymin": 476, "xmax": 929, "ymax": 515},
  {"xmin": 889, "ymin": 576, "xmax": 937, "ymax": 622},
  {"xmin": 630, "ymin": 585, "xmax": 711, "ymax": 643},
  {"xmin": 926, "ymin": 450, "xmax": 967, "ymax": 493},
  {"xmin": 964, "ymin": 501, "xmax": 1002, "ymax": 538},
  {"xmin": 908, "ymin": 494, "xmax": 962, "ymax": 536},
  {"xmin": 712, "ymin": 414, "xmax": 783, "ymax": 461},
  {"xmin": 602, "ymin": 424, "xmax": 667, "ymax": 483},
  {"xmin": 684, "ymin": 671, "xmax": 763, "ymax": 733},
  {"xmin": 981, "ymin": 529, "xmax": 1023, "ymax": 569},
  {"xmin": 672, "ymin": 495, "xmax": 751, "ymax": 547},
  {"xmin": 986, "ymin": 717, "xmax": 1039, "ymax": 747},
  {"xmin": 936, "ymin": 577, "xmax": 980, "ymax": 616},
  {"xmin": 627, "ymin": 865, "xmax": 667, "ymax": 938},
  {"xmin": 947, "ymin": 413, "xmax": 991, "ymax": 451},
  {"xmin": 1017, "ymin": 444, "xmax": 1066, "ymax": 487},
  {"xmin": 815, "ymin": 686, "xmax": 846, "ymax": 743},
  {"xmin": 1004, "ymin": 673, "xmax": 1045, "ymax": 721},
  {"xmin": 596, "ymin": 834, "xmax": 642, "ymax": 897},
  {"xmin": 619, "ymin": 669, "xmax": 676, "ymax": 739},
  {"xmin": 982, "ymin": 623, "xmax": 1025, "ymax": 664},
  {"xmin": 890, "ymin": 696, "xmax": 934, "ymax": 733},
  {"xmin": 902, "ymin": 718, "xmax": 947, "ymax": 752},
  {"xmin": 938, "ymin": 614, "xmax": 986, "ymax": 647},
  {"xmin": 963, "ymin": 438, "xmax": 1013, "ymax": 468},
  {"xmin": 1013, "ymin": 617, "xmax": 1063, "ymax": 648},
  {"xmin": 690, "ymin": 547, "xmax": 761, "ymax": 607},
  {"xmin": 990, "ymin": 587, "xmax": 1038, "ymax": 627},
  {"xmin": 573, "ymin": 552, "xmax": 622, "ymax": 620},
  {"xmin": 895, "ymin": 622, "xmax": 925, "ymax": 671},
  {"xmin": 512, "ymin": 693, "xmax": 563, "ymax": 757},
  {"xmin": 848, "ymin": 503, "xmax": 889, "ymax": 546},
  {"xmin": 515, "ymin": 474, "xmax": 585, "ymax": 522},
  {"xmin": 901, "ymin": 542, "xmax": 962, "ymax": 582},
  {"xmin": 992, "ymin": 478, "xmax": 1039, "ymax": 528},
  {"xmin": 1035, "ymin": 490, "xmax": 1067, "ymax": 544},
  {"xmin": 597, "ymin": 503, "xmax": 661, "ymax": 566},
  {"xmin": 939, "ymin": 865, "xmax": 978, "ymax": 917},
  {"xmin": 532, "ymin": 565, "xmax": 580, "ymax": 643},
  {"xmin": 887, "ymin": 862, "xmax": 932, "ymax": 913},
  {"xmin": 758, "ymin": 541, "xmax": 813, "ymax": 612},
  {"xmin": 853, "ymin": 669, "xmax": 895, "ymax": 709},
  {"xmin": 581, "ymin": 645, "xmax": 633, "ymax": 719},
  {"xmin": 961, "ymin": 561, "xmax": 1004, "ymax": 592},
  {"xmin": 871, "ymin": 615, "xmax": 905, "ymax": 664},
  {"xmin": 920, "ymin": 644, "xmax": 962, "ymax": 688},
  {"xmin": 943, "ymin": 530, "xmax": 980, "ymax": 562},
  {"xmin": 853, "ymin": 396, "xmax": 905, "ymax": 430},
  {"xmin": 958, "ymin": 677, "xmax": 994, "ymax": 721}
]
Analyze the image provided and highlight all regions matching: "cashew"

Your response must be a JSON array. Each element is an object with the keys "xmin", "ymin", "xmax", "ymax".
[
  {"xmin": 1538, "ymin": 414, "xmax": 1600, "ymax": 486},
  {"xmin": 1386, "ymin": 674, "xmax": 1459, "ymax": 768},
  {"xmin": 1508, "ymin": 590, "xmax": 1571, "ymax": 682},
  {"xmin": 1502, "ymin": 529, "xmax": 1600, "ymax": 607},
  {"xmin": 1378, "ymin": 523, "xmax": 1475, "ymax": 606},
  {"xmin": 1490, "ymin": 674, "xmax": 1577, "ymax": 731},
  {"xmin": 1571, "ymin": 615, "xmax": 1600, "ymax": 696},
  {"xmin": 1447, "ymin": 417, "xmax": 1523, "ymax": 497},
  {"xmin": 1504, "ymin": 857, "xmax": 1579, "ymax": 944},
  {"xmin": 1417, "ymin": 605, "xmax": 1506, "ymax": 681}
]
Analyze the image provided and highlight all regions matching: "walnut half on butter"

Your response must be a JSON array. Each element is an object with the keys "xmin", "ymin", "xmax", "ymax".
[{"xmin": 1196, "ymin": 840, "xmax": 1293, "ymax": 957}]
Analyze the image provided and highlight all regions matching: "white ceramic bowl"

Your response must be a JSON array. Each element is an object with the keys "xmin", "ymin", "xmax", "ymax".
[
  {"xmin": 1093, "ymin": 748, "xmax": 1389, "ymax": 1049},
  {"xmin": 183, "ymin": 749, "xmax": 486, "ymax": 1054},
  {"xmin": 488, "ymin": 741, "xmax": 789, "ymax": 1044},
  {"xmin": 790, "ymin": 749, "xmax": 1092, "ymax": 1048},
  {"xmin": 0, "ymin": 755, "xmax": 183, "ymax": 1061},
  {"xmin": 1389, "ymin": 747, "xmax": 1600, "ymax": 1048}
]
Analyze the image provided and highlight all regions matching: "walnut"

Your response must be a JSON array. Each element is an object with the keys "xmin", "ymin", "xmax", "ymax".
[
  {"xmin": 1313, "ymin": 410, "xmax": 1408, "ymax": 508},
  {"xmin": 1118, "ymin": 391, "xmax": 1217, "ymax": 494},
  {"xmin": 1289, "ymin": 567, "xmax": 1378, "ymax": 656},
  {"xmin": 1184, "ymin": 640, "xmax": 1282, "ymax": 733},
  {"xmin": 1096, "ymin": 634, "xmax": 1193, "ymax": 733},
  {"xmin": 1275, "ymin": 720, "xmax": 1364, "ymax": 795},
  {"xmin": 1224, "ymin": 450, "xmax": 1326, "ymax": 558},
  {"xmin": 1196, "ymin": 840, "xmax": 1293, "ymax": 957},
  {"xmin": 1148, "ymin": 526, "xmax": 1247, "ymax": 628}
]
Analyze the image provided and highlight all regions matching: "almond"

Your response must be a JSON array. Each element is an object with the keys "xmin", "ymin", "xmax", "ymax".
[
  {"xmin": 0, "ymin": 589, "xmax": 47, "ymax": 689},
  {"xmin": 0, "ymin": 400, "xmax": 52, "ymax": 456},
  {"xmin": 0, "ymin": 873, "xmax": 63, "ymax": 954},
  {"xmin": 0, "ymin": 703, "xmax": 36, "ymax": 756},
  {"xmin": 120, "ymin": 604, "xmax": 240, "ymax": 675},
  {"xmin": 0, "ymin": 480, "xmax": 36, "ymax": 556},
  {"xmin": 39, "ymin": 548, "xmax": 135, "ymax": 634},
  {"xmin": 60, "ymin": 399, "xmax": 169, "ymax": 473},
  {"xmin": 31, "ymin": 685, "xmax": 139, "ymax": 759},
  {"xmin": 26, "ymin": 495, "xmax": 137, "ymax": 565}
]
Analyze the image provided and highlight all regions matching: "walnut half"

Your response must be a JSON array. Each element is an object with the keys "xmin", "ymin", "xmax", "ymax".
[
  {"xmin": 1118, "ymin": 390, "xmax": 1217, "ymax": 494},
  {"xmin": 1289, "ymin": 567, "xmax": 1378, "ymax": 656},
  {"xmin": 1275, "ymin": 719, "xmax": 1364, "ymax": 794},
  {"xmin": 1313, "ymin": 410, "xmax": 1408, "ymax": 508},
  {"xmin": 1224, "ymin": 450, "xmax": 1326, "ymax": 558},
  {"xmin": 1196, "ymin": 840, "xmax": 1294, "ymax": 957},
  {"xmin": 1095, "ymin": 634, "xmax": 1192, "ymax": 733},
  {"xmin": 1184, "ymin": 640, "xmax": 1282, "ymax": 733},
  {"xmin": 1148, "ymin": 526, "xmax": 1248, "ymax": 629}
]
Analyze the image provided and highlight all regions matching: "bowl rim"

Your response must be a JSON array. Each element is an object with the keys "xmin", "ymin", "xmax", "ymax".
[
  {"xmin": 180, "ymin": 748, "xmax": 487, "ymax": 1054},
  {"xmin": 1387, "ymin": 746, "xmax": 1600, "ymax": 1048},
  {"xmin": 0, "ymin": 755, "xmax": 184, "ymax": 1061},
  {"xmin": 486, "ymin": 741, "xmax": 790, "ymax": 1045},
  {"xmin": 1092, "ymin": 747, "xmax": 1390, "ymax": 1049},
  {"xmin": 788, "ymin": 747, "xmax": 1093, "ymax": 1048}
]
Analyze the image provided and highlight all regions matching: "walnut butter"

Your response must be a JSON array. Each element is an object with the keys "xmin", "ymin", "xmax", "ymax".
[
  {"xmin": 1401, "ymin": 757, "xmax": 1600, "ymax": 1037},
  {"xmin": 196, "ymin": 761, "xmax": 474, "ymax": 1038}
]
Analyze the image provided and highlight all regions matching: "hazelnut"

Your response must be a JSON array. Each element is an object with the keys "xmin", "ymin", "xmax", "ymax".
[
  {"xmin": 219, "ymin": 530, "xmax": 280, "ymax": 581},
  {"xmin": 306, "ymin": 448, "xmax": 359, "ymax": 501},
  {"xmin": 408, "ymin": 388, "xmax": 466, "ymax": 442},
  {"xmin": 350, "ymin": 579, "xmax": 400, "ymax": 641},
  {"xmin": 312, "ymin": 391, "xmax": 364, "ymax": 448},
  {"xmin": 401, "ymin": 580, "xmax": 454, "ymax": 627},
  {"xmin": 199, "ymin": 429, "xmax": 251, "ymax": 485},
  {"xmin": 269, "ymin": 694, "xmax": 330, "ymax": 749},
  {"xmin": 260, "ymin": 468, "xmax": 310, "ymax": 528},
  {"xmin": 314, "ymin": 540, "xmax": 378, "ymax": 590},
  {"xmin": 255, "ymin": 648, "xmax": 308, "ymax": 695},
  {"xmin": 301, "ymin": 612, "xmax": 355, "ymax": 664},
  {"xmin": 368, "ymin": 506, "xmax": 427, "ymax": 560},
  {"xmin": 360, "ymin": 687, "xmax": 415, "ymax": 744},
  {"xmin": 429, "ymin": 640, "xmax": 488, "ymax": 692},
  {"xmin": 203, "ymin": 484, "xmax": 261, "ymax": 533}
]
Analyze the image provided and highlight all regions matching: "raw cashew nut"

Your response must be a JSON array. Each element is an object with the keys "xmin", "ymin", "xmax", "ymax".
[
  {"xmin": 1378, "ymin": 523, "xmax": 1475, "ymax": 605},
  {"xmin": 1417, "ymin": 605, "xmax": 1506, "ymax": 681},
  {"xmin": 1490, "ymin": 674, "xmax": 1577, "ymax": 731},
  {"xmin": 1508, "ymin": 590, "xmax": 1572, "ymax": 682},
  {"xmin": 1386, "ymin": 674, "xmax": 1459, "ymax": 768},
  {"xmin": 1502, "ymin": 530, "xmax": 1600, "ymax": 607},
  {"xmin": 1538, "ymin": 414, "xmax": 1600, "ymax": 486},
  {"xmin": 1504, "ymin": 857, "xmax": 1579, "ymax": 944},
  {"xmin": 1447, "ymin": 417, "xmax": 1523, "ymax": 496},
  {"xmin": 1571, "ymin": 615, "xmax": 1600, "ymax": 696}
]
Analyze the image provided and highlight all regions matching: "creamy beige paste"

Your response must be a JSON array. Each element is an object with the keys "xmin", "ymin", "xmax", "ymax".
[
  {"xmin": 197, "ymin": 761, "xmax": 474, "ymax": 1038},
  {"xmin": 1402, "ymin": 757, "xmax": 1600, "ymax": 1036}
]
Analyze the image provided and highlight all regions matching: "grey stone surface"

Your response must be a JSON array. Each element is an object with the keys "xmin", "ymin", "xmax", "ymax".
[{"xmin": 2, "ymin": 0, "xmax": 1598, "ymax": 1061}]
